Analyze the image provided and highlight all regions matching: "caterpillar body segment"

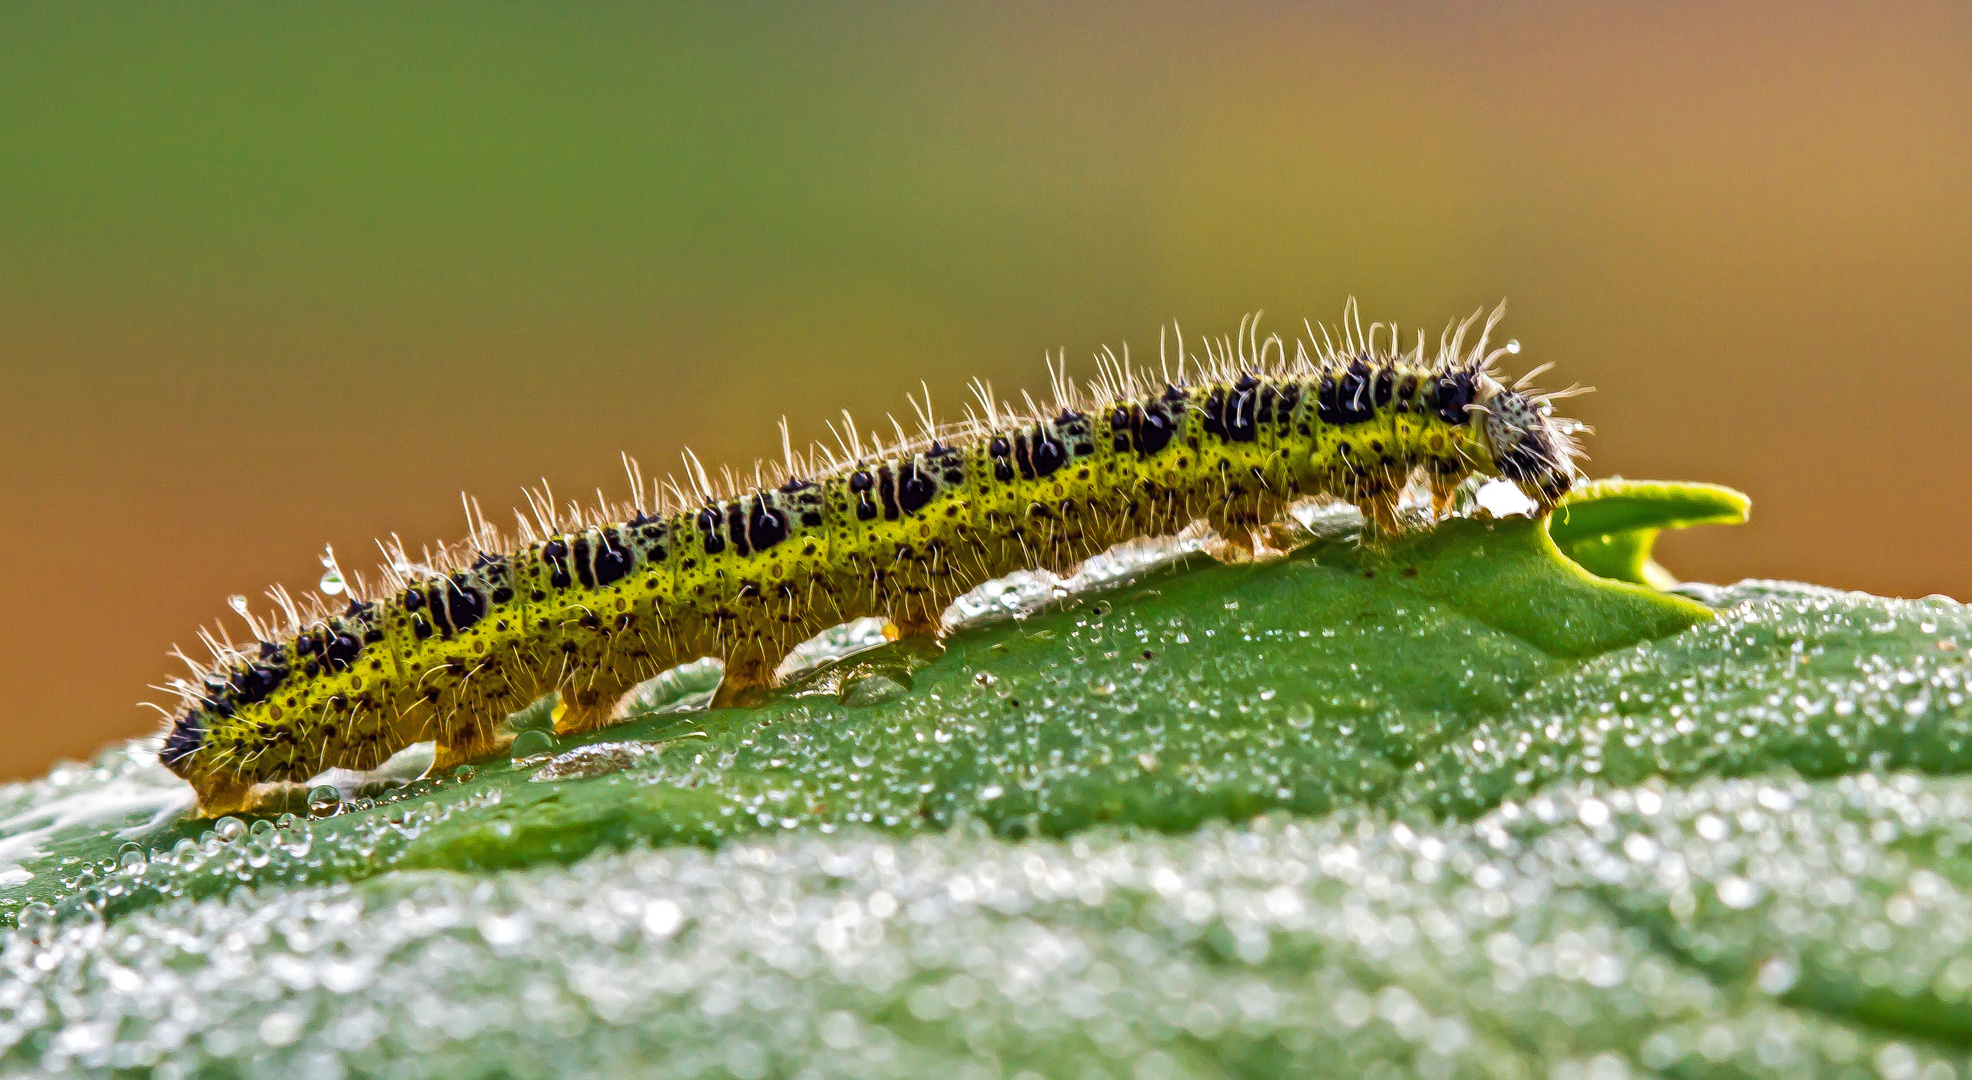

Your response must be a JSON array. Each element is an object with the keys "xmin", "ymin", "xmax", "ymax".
[
  {"xmin": 158, "ymin": 302, "xmax": 1586, "ymax": 816},
  {"xmin": 526, "ymin": 523, "xmax": 672, "ymax": 736}
]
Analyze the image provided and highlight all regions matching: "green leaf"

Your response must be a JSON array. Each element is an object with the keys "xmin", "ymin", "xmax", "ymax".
[
  {"xmin": 1549, "ymin": 478, "xmax": 1750, "ymax": 586},
  {"xmin": 12, "ymin": 476, "xmax": 1972, "ymax": 1076},
  {"xmin": 1342, "ymin": 514, "xmax": 1710, "ymax": 658}
]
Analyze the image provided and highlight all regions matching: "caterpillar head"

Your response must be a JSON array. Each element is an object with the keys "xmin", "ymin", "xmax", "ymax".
[{"xmin": 1475, "ymin": 378, "xmax": 1584, "ymax": 509}]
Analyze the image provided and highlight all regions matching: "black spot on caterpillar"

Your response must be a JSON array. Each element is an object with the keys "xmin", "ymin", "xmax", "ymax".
[{"xmin": 156, "ymin": 300, "xmax": 1587, "ymax": 816}]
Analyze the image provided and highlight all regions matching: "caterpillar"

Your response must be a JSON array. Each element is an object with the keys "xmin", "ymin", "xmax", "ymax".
[{"xmin": 157, "ymin": 301, "xmax": 1586, "ymax": 816}]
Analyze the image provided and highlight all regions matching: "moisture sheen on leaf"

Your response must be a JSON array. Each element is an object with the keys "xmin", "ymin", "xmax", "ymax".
[{"xmin": 7, "ymin": 477, "xmax": 1972, "ymax": 1078}]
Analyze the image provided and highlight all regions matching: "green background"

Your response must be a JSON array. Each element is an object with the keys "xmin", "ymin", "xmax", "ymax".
[{"xmin": 2, "ymin": 2, "xmax": 1968, "ymax": 778}]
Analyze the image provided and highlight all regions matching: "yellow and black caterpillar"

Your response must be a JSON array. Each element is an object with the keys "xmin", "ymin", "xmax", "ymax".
[{"xmin": 159, "ymin": 302, "xmax": 1584, "ymax": 815}]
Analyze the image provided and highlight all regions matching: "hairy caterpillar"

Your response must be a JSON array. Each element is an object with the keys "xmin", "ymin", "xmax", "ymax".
[{"xmin": 157, "ymin": 301, "xmax": 1586, "ymax": 815}]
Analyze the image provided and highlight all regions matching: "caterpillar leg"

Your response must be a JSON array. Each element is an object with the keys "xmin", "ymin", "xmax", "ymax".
[
  {"xmin": 1428, "ymin": 475, "xmax": 1463, "ymax": 521},
  {"xmin": 433, "ymin": 722, "xmax": 515, "ymax": 770},
  {"xmin": 551, "ymin": 687, "xmax": 617, "ymax": 736},
  {"xmin": 1359, "ymin": 491, "xmax": 1405, "ymax": 536},
  {"xmin": 1207, "ymin": 529, "xmax": 1297, "ymax": 564},
  {"xmin": 189, "ymin": 772, "xmax": 257, "ymax": 818},
  {"xmin": 884, "ymin": 613, "xmax": 944, "ymax": 641},
  {"xmin": 1203, "ymin": 529, "xmax": 1257, "ymax": 564},
  {"xmin": 1208, "ymin": 524, "xmax": 1305, "ymax": 563},
  {"xmin": 1257, "ymin": 518, "xmax": 1311, "ymax": 555},
  {"xmin": 710, "ymin": 655, "xmax": 776, "ymax": 709}
]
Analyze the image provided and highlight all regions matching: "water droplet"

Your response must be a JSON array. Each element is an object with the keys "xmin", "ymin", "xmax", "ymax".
[
  {"xmin": 317, "ymin": 543, "xmax": 349, "ymax": 595},
  {"xmin": 214, "ymin": 816, "xmax": 247, "ymax": 842},
  {"xmin": 531, "ymin": 741, "xmax": 665, "ymax": 782},
  {"xmin": 841, "ymin": 674, "xmax": 908, "ymax": 707},
  {"xmin": 15, "ymin": 900, "xmax": 53, "ymax": 933},
  {"xmin": 642, "ymin": 899, "xmax": 683, "ymax": 937},
  {"xmin": 227, "ymin": 595, "xmax": 251, "ymax": 616},
  {"xmin": 59, "ymin": 889, "xmax": 105, "ymax": 921},
  {"xmin": 511, "ymin": 729, "xmax": 556, "ymax": 758},
  {"xmin": 1756, "ymin": 957, "xmax": 1798, "ymax": 994},
  {"xmin": 307, "ymin": 786, "xmax": 342, "ymax": 818},
  {"xmin": 1716, "ymin": 876, "xmax": 1761, "ymax": 909},
  {"xmin": 1506, "ymin": 339, "xmax": 1521, "ymax": 354}
]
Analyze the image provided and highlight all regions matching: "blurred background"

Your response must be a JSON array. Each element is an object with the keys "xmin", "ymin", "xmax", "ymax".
[{"xmin": 2, "ymin": 2, "xmax": 1967, "ymax": 780}]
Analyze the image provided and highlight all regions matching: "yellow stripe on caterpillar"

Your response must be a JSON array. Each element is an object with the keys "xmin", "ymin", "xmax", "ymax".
[{"xmin": 156, "ymin": 300, "xmax": 1587, "ymax": 816}]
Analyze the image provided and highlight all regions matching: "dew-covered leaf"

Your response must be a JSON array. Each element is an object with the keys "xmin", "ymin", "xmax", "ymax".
[{"xmin": 7, "ymin": 478, "xmax": 1972, "ymax": 1077}]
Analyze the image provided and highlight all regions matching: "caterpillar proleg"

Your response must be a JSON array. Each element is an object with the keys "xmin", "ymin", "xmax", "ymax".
[{"xmin": 158, "ymin": 301, "xmax": 1586, "ymax": 815}]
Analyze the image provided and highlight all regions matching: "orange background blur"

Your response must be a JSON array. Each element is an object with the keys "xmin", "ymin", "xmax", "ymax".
[{"xmin": 2, "ymin": 3, "xmax": 1968, "ymax": 781}]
